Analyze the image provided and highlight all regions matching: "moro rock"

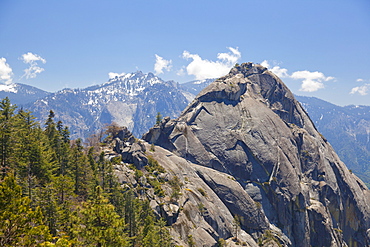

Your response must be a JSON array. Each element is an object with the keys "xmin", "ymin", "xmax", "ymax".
[{"xmin": 143, "ymin": 62, "xmax": 370, "ymax": 246}]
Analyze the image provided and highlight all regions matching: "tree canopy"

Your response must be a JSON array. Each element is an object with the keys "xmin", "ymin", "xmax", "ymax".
[{"xmin": 0, "ymin": 97, "xmax": 173, "ymax": 246}]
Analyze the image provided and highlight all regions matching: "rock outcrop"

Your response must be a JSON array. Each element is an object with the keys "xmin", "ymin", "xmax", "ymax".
[{"xmin": 143, "ymin": 62, "xmax": 370, "ymax": 246}]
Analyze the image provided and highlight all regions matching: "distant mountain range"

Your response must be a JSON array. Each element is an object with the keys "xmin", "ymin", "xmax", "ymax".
[
  {"xmin": 296, "ymin": 95, "xmax": 370, "ymax": 186},
  {"xmin": 2, "ymin": 74, "xmax": 370, "ymax": 186},
  {"xmin": 26, "ymin": 72, "xmax": 191, "ymax": 139},
  {"xmin": 0, "ymin": 83, "xmax": 49, "ymax": 106}
]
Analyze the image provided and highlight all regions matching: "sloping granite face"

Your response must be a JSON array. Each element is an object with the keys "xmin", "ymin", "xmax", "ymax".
[{"xmin": 144, "ymin": 63, "xmax": 370, "ymax": 246}]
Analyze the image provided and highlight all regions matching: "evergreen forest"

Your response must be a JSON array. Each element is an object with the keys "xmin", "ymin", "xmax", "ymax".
[{"xmin": 0, "ymin": 97, "xmax": 173, "ymax": 246}]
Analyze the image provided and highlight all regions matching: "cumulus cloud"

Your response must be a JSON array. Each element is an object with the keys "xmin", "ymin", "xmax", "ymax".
[
  {"xmin": 154, "ymin": 54, "xmax": 172, "ymax": 75},
  {"xmin": 350, "ymin": 84, "xmax": 369, "ymax": 96},
  {"xmin": 176, "ymin": 67, "xmax": 185, "ymax": 76},
  {"xmin": 291, "ymin": 70, "xmax": 334, "ymax": 92},
  {"xmin": 0, "ymin": 58, "xmax": 16, "ymax": 92},
  {"xmin": 261, "ymin": 60, "xmax": 334, "ymax": 92},
  {"xmin": 260, "ymin": 60, "xmax": 288, "ymax": 78},
  {"xmin": 0, "ymin": 58, "xmax": 13, "ymax": 84},
  {"xmin": 217, "ymin": 47, "xmax": 241, "ymax": 64},
  {"xmin": 357, "ymin": 78, "xmax": 364, "ymax": 82},
  {"xmin": 21, "ymin": 52, "xmax": 46, "ymax": 79},
  {"xmin": 182, "ymin": 47, "xmax": 241, "ymax": 80},
  {"xmin": 0, "ymin": 58, "xmax": 15, "ymax": 92}
]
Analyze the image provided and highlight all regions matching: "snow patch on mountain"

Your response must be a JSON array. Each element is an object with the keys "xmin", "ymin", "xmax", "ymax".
[{"xmin": 0, "ymin": 83, "xmax": 17, "ymax": 93}]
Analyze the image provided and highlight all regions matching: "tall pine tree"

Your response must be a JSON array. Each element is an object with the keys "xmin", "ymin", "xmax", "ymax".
[{"xmin": 0, "ymin": 174, "xmax": 51, "ymax": 246}]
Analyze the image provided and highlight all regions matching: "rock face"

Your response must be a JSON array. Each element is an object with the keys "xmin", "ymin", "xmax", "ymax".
[
  {"xmin": 179, "ymin": 78, "xmax": 215, "ymax": 102},
  {"xmin": 143, "ymin": 63, "xmax": 370, "ymax": 246}
]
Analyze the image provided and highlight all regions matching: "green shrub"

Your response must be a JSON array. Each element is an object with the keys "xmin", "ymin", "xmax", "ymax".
[
  {"xmin": 147, "ymin": 177, "xmax": 165, "ymax": 197},
  {"xmin": 146, "ymin": 155, "xmax": 166, "ymax": 173},
  {"xmin": 197, "ymin": 188, "xmax": 207, "ymax": 197}
]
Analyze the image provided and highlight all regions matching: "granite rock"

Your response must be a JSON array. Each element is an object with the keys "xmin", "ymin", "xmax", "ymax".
[{"xmin": 143, "ymin": 62, "xmax": 370, "ymax": 246}]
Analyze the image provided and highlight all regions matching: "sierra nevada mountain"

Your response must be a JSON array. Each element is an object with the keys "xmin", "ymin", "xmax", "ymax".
[
  {"xmin": 28, "ymin": 71, "xmax": 189, "ymax": 139},
  {"xmin": 0, "ymin": 83, "xmax": 49, "ymax": 106},
  {"xmin": 5, "ymin": 70, "xmax": 370, "ymax": 190},
  {"xmin": 2, "ymin": 63, "xmax": 370, "ymax": 246}
]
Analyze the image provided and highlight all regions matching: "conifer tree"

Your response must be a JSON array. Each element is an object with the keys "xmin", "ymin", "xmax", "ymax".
[
  {"xmin": 70, "ymin": 138, "xmax": 93, "ymax": 199},
  {"xmin": 124, "ymin": 190, "xmax": 137, "ymax": 239},
  {"xmin": 155, "ymin": 112, "xmax": 162, "ymax": 125},
  {"xmin": 50, "ymin": 175, "xmax": 75, "ymax": 236},
  {"xmin": 0, "ymin": 97, "xmax": 16, "ymax": 176},
  {"xmin": 0, "ymin": 174, "xmax": 51, "ymax": 246},
  {"xmin": 15, "ymin": 110, "xmax": 54, "ymax": 200},
  {"xmin": 45, "ymin": 110, "xmax": 57, "ymax": 143},
  {"xmin": 0, "ymin": 97, "xmax": 175, "ymax": 246},
  {"xmin": 71, "ymin": 186, "xmax": 129, "ymax": 246}
]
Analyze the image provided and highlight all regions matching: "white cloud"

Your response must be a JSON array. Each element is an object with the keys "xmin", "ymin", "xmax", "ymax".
[
  {"xmin": 22, "ymin": 52, "xmax": 46, "ymax": 64},
  {"xmin": 0, "ymin": 58, "xmax": 13, "ymax": 84},
  {"xmin": 0, "ymin": 58, "xmax": 16, "ymax": 92},
  {"xmin": 357, "ymin": 78, "xmax": 364, "ymax": 82},
  {"xmin": 182, "ymin": 47, "xmax": 241, "ymax": 80},
  {"xmin": 154, "ymin": 54, "xmax": 172, "ymax": 75},
  {"xmin": 350, "ymin": 84, "xmax": 369, "ymax": 96},
  {"xmin": 176, "ymin": 67, "xmax": 185, "ymax": 76},
  {"xmin": 217, "ymin": 47, "xmax": 241, "ymax": 64},
  {"xmin": 260, "ymin": 60, "xmax": 269, "ymax": 68},
  {"xmin": 260, "ymin": 60, "xmax": 288, "ymax": 78},
  {"xmin": 21, "ymin": 52, "xmax": 46, "ymax": 79},
  {"xmin": 291, "ymin": 70, "xmax": 334, "ymax": 92},
  {"xmin": 261, "ymin": 60, "xmax": 334, "ymax": 92}
]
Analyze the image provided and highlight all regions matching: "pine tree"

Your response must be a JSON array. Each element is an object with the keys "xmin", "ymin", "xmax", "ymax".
[
  {"xmin": 35, "ymin": 182, "xmax": 59, "ymax": 236},
  {"xmin": 45, "ymin": 110, "xmax": 57, "ymax": 143},
  {"xmin": 124, "ymin": 190, "xmax": 137, "ymax": 240},
  {"xmin": 70, "ymin": 138, "xmax": 93, "ymax": 199},
  {"xmin": 14, "ymin": 110, "xmax": 54, "ymax": 200},
  {"xmin": 51, "ymin": 175, "xmax": 76, "ymax": 236},
  {"xmin": 0, "ymin": 98, "xmax": 176, "ymax": 246},
  {"xmin": 155, "ymin": 112, "xmax": 162, "ymax": 125},
  {"xmin": 0, "ymin": 97, "xmax": 16, "ymax": 177},
  {"xmin": 0, "ymin": 174, "xmax": 51, "ymax": 246},
  {"xmin": 71, "ymin": 186, "xmax": 129, "ymax": 246},
  {"xmin": 87, "ymin": 147, "xmax": 99, "ymax": 189}
]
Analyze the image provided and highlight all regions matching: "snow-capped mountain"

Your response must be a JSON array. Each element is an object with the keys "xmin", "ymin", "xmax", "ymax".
[
  {"xmin": 29, "ymin": 71, "xmax": 189, "ymax": 139},
  {"xmin": 0, "ymin": 83, "xmax": 49, "ymax": 105},
  {"xmin": 296, "ymin": 95, "xmax": 370, "ymax": 185}
]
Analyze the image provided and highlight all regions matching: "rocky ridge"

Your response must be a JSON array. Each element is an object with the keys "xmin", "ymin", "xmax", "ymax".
[
  {"xmin": 109, "ymin": 127, "xmax": 275, "ymax": 246},
  {"xmin": 141, "ymin": 62, "xmax": 370, "ymax": 246}
]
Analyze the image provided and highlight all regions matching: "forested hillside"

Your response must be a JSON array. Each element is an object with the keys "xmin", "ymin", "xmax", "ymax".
[{"xmin": 0, "ymin": 97, "xmax": 172, "ymax": 246}]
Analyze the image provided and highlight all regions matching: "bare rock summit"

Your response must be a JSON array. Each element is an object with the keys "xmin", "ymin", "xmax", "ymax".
[{"xmin": 143, "ymin": 62, "xmax": 370, "ymax": 246}]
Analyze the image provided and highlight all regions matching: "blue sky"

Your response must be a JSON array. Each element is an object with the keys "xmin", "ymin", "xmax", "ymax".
[{"xmin": 0, "ymin": 0, "xmax": 369, "ymax": 106}]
